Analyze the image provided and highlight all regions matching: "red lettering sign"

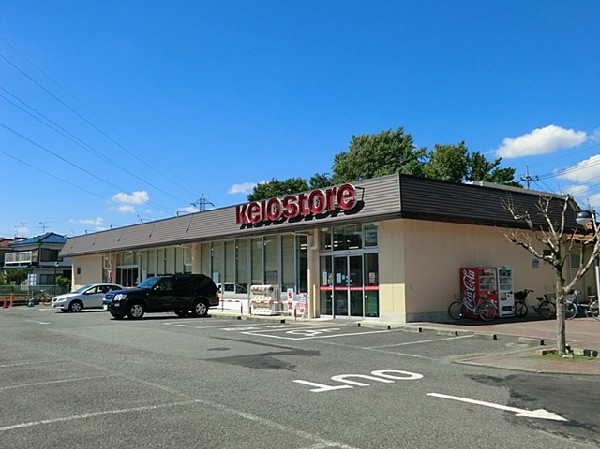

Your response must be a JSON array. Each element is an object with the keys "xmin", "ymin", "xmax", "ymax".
[{"xmin": 235, "ymin": 184, "xmax": 358, "ymax": 225}]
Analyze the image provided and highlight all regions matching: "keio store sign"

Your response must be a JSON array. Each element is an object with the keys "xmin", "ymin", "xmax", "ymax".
[{"xmin": 236, "ymin": 184, "xmax": 358, "ymax": 225}]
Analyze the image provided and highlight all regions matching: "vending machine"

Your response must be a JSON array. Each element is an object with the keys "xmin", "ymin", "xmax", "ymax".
[
  {"xmin": 497, "ymin": 267, "xmax": 515, "ymax": 317},
  {"xmin": 460, "ymin": 267, "xmax": 499, "ymax": 319}
]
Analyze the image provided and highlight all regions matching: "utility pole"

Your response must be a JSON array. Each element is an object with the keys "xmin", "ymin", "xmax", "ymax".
[
  {"xmin": 191, "ymin": 194, "xmax": 215, "ymax": 212},
  {"xmin": 520, "ymin": 166, "xmax": 539, "ymax": 189}
]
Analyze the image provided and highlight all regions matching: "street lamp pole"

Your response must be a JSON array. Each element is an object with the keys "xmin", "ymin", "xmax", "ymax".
[
  {"xmin": 53, "ymin": 261, "xmax": 59, "ymax": 295},
  {"xmin": 576, "ymin": 210, "xmax": 599, "ymax": 299}
]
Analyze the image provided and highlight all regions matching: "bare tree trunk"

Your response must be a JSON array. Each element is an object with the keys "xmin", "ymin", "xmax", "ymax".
[{"xmin": 555, "ymin": 273, "xmax": 566, "ymax": 354}]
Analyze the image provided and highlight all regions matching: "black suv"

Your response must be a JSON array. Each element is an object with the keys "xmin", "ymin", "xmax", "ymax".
[{"xmin": 103, "ymin": 274, "xmax": 219, "ymax": 320}]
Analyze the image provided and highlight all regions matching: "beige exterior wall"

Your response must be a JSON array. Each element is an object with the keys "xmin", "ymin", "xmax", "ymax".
[
  {"xmin": 71, "ymin": 254, "xmax": 104, "ymax": 289},
  {"xmin": 377, "ymin": 218, "xmax": 591, "ymax": 323}
]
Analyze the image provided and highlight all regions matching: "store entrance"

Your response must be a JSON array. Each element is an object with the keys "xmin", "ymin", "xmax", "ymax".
[
  {"xmin": 329, "ymin": 255, "xmax": 364, "ymax": 318},
  {"xmin": 116, "ymin": 266, "xmax": 139, "ymax": 287}
]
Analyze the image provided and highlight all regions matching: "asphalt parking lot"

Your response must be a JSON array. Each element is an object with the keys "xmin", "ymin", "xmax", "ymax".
[{"xmin": 1, "ymin": 307, "xmax": 599, "ymax": 449}]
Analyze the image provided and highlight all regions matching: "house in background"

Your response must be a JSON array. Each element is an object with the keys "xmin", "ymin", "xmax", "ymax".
[
  {"xmin": 0, "ymin": 238, "xmax": 19, "ymax": 267},
  {"xmin": 4, "ymin": 232, "xmax": 72, "ymax": 288}
]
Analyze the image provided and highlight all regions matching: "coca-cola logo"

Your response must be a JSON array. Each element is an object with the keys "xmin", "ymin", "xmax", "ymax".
[{"xmin": 462, "ymin": 269, "xmax": 476, "ymax": 308}]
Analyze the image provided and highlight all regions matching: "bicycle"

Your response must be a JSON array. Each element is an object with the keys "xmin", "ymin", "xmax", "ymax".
[
  {"xmin": 448, "ymin": 297, "xmax": 497, "ymax": 321},
  {"xmin": 514, "ymin": 289, "xmax": 555, "ymax": 319},
  {"xmin": 565, "ymin": 292, "xmax": 600, "ymax": 320}
]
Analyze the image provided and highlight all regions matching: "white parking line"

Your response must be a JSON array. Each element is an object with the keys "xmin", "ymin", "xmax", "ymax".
[
  {"xmin": 25, "ymin": 319, "xmax": 50, "ymax": 325},
  {"xmin": 0, "ymin": 360, "xmax": 69, "ymax": 368},
  {"xmin": 0, "ymin": 397, "xmax": 360, "ymax": 448},
  {"xmin": 362, "ymin": 334, "xmax": 474, "ymax": 349},
  {"xmin": 0, "ymin": 375, "xmax": 116, "ymax": 391},
  {"xmin": 243, "ymin": 328, "xmax": 396, "ymax": 341}
]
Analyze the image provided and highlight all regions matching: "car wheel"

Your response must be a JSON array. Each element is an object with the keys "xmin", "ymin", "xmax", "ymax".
[
  {"xmin": 174, "ymin": 310, "xmax": 188, "ymax": 317},
  {"xmin": 68, "ymin": 300, "xmax": 83, "ymax": 313},
  {"xmin": 189, "ymin": 299, "xmax": 209, "ymax": 317},
  {"xmin": 127, "ymin": 302, "xmax": 145, "ymax": 320}
]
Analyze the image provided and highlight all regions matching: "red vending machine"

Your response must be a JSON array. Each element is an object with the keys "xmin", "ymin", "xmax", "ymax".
[{"xmin": 460, "ymin": 267, "xmax": 499, "ymax": 319}]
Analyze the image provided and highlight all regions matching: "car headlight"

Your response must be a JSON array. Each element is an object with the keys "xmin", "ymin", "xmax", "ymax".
[{"xmin": 114, "ymin": 293, "xmax": 127, "ymax": 301}]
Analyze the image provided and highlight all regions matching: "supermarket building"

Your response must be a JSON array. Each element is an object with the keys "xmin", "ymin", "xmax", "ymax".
[{"xmin": 59, "ymin": 174, "xmax": 585, "ymax": 323}]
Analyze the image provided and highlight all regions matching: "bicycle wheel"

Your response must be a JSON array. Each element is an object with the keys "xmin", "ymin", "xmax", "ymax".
[
  {"xmin": 515, "ymin": 301, "xmax": 528, "ymax": 317},
  {"xmin": 538, "ymin": 300, "xmax": 556, "ymax": 319},
  {"xmin": 448, "ymin": 301, "xmax": 464, "ymax": 320},
  {"xmin": 589, "ymin": 300, "xmax": 599, "ymax": 320},
  {"xmin": 565, "ymin": 301, "xmax": 577, "ymax": 320},
  {"xmin": 477, "ymin": 300, "xmax": 497, "ymax": 321}
]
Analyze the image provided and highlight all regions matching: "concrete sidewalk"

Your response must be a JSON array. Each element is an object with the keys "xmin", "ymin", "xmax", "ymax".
[{"xmin": 404, "ymin": 316, "xmax": 600, "ymax": 376}]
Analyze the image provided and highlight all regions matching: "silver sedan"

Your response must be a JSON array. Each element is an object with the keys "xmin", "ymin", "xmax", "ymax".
[{"xmin": 51, "ymin": 283, "xmax": 125, "ymax": 312}]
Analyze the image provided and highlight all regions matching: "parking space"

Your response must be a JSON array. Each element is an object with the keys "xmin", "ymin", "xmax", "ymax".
[{"xmin": 155, "ymin": 317, "xmax": 525, "ymax": 360}]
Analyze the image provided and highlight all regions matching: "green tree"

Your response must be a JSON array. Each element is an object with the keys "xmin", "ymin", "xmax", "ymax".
[
  {"xmin": 247, "ymin": 178, "xmax": 309, "ymax": 201},
  {"xmin": 424, "ymin": 142, "xmax": 469, "ymax": 182},
  {"xmin": 308, "ymin": 172, "xmax": 333, "ymax": 189},
  {"xmin": 424, "ymin": 143, "xmax": 520, "ymax": 186},
  {"xmin": 247, "ymin": 173, "xmax": 333, "ymax": 201},
  {"xmin": 3, "ymin": 268, "xmax": 28, "ymax": 284},
  {"xmin": 467, "ymin": 151, "xmax": 520, "ymax": 186},
  {"xmin": 332, "ymin": 128, "xmax": 427, "ymax": 183}
]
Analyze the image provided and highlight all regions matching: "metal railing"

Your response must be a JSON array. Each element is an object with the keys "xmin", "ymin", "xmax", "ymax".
[{"xmin": 0, "ymin": 284, "xmax": 68, "ymax": 297}]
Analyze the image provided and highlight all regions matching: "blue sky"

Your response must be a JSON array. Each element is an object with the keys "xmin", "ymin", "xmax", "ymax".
[{"xmin": 1, "ymin": 1, "xmax": 599, "ymax": 238}]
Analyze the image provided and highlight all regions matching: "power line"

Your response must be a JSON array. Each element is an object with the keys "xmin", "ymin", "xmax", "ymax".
[
  {"xmin": 0, "ymin": 85, "xmax": 188, "ymax": 203},
  {"xmin": 0, "ymin": 49, "xmax": 198, "ymax": 198}
]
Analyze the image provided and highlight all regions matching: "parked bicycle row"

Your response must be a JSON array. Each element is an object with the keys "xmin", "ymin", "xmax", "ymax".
[{"xmin": 448, "ymin": 289, "xmax": 600, "ymax": 322}]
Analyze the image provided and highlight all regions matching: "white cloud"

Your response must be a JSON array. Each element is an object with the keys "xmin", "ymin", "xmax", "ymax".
[
  {"xmin": 78, "ymin": 217, "xmax": 104, "ymax": 226},
  {"xmin": 176, "ymin": 206, "xmax": 198, "ymax": 215},
  {"xmin": 565, "ymin": 184, "xmax": 589, "ymax": 197},
  {"xmin": 228, "ymin": 182, "xmax": 258, "ymax": 195},
  {"xmin": 111, "ymin": 191, "xmax": 149, "ymax": 213},
  {"xmin": 495, "ymin": 124, "xmax": 587, "ymax": 158},
  {"xmin": 117, "ymin": 205, "xmax": 135, "ymax": 213},
  {"xmin": 559, "ymin": 154, "xmax": 600, "ymax": 183}
]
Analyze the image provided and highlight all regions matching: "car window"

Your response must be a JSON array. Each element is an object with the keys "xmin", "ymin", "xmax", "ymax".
[
  {"xmin": 87, "ymin": 286, "xmax": 99, "ymax": 294},
  {"xmin": 156, "ymin": 279, "xmax": 174, "ymax": 292}
]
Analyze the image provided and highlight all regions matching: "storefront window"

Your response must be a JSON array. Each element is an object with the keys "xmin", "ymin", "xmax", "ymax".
[
  {"xmin": 281, "ymin": 235, "xmax": 295, "ymax": 293},
  {"xmin": 320, "ymin": 228, "xmax": 332, "ymax": 251},
  {"xmin": 364, "ymin": 252, "xmax": 379, "ymax": 317},
  {"xmin": 147, "ymin": 249, "xmax": 156, "ymax": 277},
  {"xmin": 156, "ymin": 248, "xmax": 165, "ymax": 275},
  {"xmin": 264, "ymin": 237, "xmax": 277, "ymax": 285},
  {"xmin": 211, "ymin": 241, "xmax": 223, "ymax": 284},
  {"xmin": 296, "ymin": 235, "xmax": 307, "ymax": 293},
  {"xmin": 251, "ymin": 238, "xmax": 262, "ymax": 285},
  {"xmin": 333, "ymin": 225, "xmax": 362, "ymax": 251},
  {"xmin": 364, "ymin": 224, "xmax": 378, "ymax": 247},
  {"xmin": 236, "ymin": 240, "xmax": 248, "ymax": 293},
  {"xmin": 200, "ymin": 243, "xmax": 210, "ymax": 276},
  {"xmin": 165, "ymin": 247, "xmax": 175, "ymax": 274},
  {"xmin": 224, "ymin": 240, "xmax": 235, "ymax": 292},
  {"xmin": 182, "ymin": 244, "xmax": 192, "ymax": 273}
]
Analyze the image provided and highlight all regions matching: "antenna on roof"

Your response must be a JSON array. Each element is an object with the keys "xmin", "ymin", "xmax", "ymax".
[
  {"xmin": 190, "ymin": 194, "xmax": 215, "ymax": 212},
  {"xmin": 38, "ymin": 221, "xmax": 50, "ymax": 232},
  {"xmin": 14, "ymin": 222, "xmax": 27, "ymax": 238}
]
